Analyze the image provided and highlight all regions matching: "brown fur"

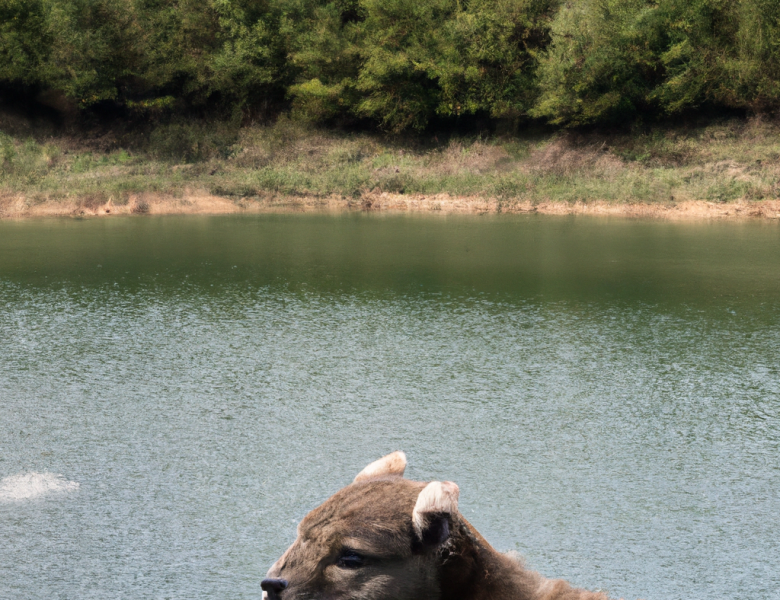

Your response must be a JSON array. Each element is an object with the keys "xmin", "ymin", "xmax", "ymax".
[{"xmin": 264, "ymin": 453, "xmax": 612, "ymax": 600}]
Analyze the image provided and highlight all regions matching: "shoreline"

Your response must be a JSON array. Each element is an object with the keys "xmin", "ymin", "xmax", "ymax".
[
  {"xmin": 7, "ymin": 116, "xmax": 780, "ymax": 223},
  {"xmin": 2, "ymin": 192, "xmax": 780, "ymax": 220}
]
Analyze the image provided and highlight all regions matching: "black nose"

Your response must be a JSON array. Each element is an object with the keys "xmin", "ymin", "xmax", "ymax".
[{"xmin": 261, "ymin": 578, "xmax": 288, "ymax": 594}]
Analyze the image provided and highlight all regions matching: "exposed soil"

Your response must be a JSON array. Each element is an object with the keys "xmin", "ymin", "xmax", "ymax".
[{"xmin": 2, "ymin": 191, "xmax": 780, "ymax": 220}]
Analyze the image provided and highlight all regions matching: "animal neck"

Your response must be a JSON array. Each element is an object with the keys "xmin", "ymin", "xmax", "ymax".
[
  {"xmin": 439, "ymin": 517, "xmax": 538, "ymax": 600},
  {"xmin": 440, "ymin": 516, "xmax": 612, "ymax": 600}
]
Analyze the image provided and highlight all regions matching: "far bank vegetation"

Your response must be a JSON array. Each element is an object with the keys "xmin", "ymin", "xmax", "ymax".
[
  {"xmin": 4, "ymin": 116, "xmax": 780, "ymax": 212},
  {"xmin": 3, "ymin": 0, "xmax": 780, "ymax": 212}
]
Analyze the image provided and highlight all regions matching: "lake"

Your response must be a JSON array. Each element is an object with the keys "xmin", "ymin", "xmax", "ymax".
[{"xmin": 1, "ymin": 213, "xmax": 778, "ymax": 600}]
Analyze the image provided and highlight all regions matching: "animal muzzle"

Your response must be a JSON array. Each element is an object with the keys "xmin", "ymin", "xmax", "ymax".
[{"xmin": 261, "ymin": 578, "xmax": 289, "ymax": 599}]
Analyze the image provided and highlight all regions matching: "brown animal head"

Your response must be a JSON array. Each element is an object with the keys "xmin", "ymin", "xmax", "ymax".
[{"xmin": 262, "ymin": 452, "xmax": 611, "ymax": 600}]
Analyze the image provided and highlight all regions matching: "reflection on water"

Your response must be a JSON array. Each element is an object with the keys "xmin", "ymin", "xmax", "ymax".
[
  {"xmin": 0, "ymin": 214, "xmax": 778, "ymax": 600},
  {"xmin": 0, "ymin": 472, "xmax": 80, "ymax": 501}
]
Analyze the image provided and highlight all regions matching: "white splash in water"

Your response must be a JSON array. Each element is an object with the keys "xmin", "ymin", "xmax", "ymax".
[{"xmin": 0, "ymin": 472, "xmax": 79, "ymax": 501}]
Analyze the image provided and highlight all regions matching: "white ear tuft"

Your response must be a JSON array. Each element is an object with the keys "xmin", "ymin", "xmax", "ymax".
[
  {"xmin": 412, "ymin": 481, "xmax": 459, "ymax": 537},
  {"xmin": 353, "ymin": 451, "xmax": 407, "ymax": 483}
]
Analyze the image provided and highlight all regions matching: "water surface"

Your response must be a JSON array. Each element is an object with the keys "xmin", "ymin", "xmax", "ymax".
[{"xmin": 1, "ymin": 214, "xmax": 779, "ymax": 600}]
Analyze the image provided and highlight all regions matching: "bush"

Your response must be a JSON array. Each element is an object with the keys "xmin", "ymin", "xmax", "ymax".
[
  {"xmin": 288, "ymin": 0, "xmax": 556, "ymax": 131},
  {"xmin": 531, "ymin": 0, "xmax": 780, "ymax": 125},
  {"xmin": 3, "ymin": 0, "xmax": 780, "ymax": 129},
  {"xmin": 149, "ymin": 120, "xmax": 240, "ymax": 162}
]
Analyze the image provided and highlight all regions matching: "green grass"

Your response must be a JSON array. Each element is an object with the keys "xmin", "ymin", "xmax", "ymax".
[{"xmin": 3, "ymin": 116, "xmax": 780, "ymax": 208}]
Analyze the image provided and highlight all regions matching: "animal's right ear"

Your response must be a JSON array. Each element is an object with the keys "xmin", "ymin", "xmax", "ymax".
[
  {"xmin": 412, "ymin": 481, "xmax": 459, "ymax": 550},
  {"xmin": 353, "ymin": 451, "xmax": 407, "ymax": 483}
]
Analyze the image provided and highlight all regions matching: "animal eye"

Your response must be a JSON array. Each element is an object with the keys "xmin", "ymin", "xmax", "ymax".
[{"xmin": 336, "ymin": 549, "xmax": 365, "ymax": 569}]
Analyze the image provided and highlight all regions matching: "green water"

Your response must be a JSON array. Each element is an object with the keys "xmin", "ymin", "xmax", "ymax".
[{"xmin": 1, "ymin": 214, "xmax": 778, "ymax": 600}]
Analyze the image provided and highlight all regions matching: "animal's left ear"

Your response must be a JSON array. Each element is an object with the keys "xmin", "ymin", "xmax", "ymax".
[{"xmin": 412, "ymin": 481, "xmax": 459, "ymax": 549}]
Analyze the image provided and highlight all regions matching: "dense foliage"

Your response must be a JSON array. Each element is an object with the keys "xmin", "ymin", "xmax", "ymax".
[
  {"xmin": 531, "ymin": 0, "xmax": 780, "ymax": 125},
  {"xmin": 2, "ymin": 0, "xmax": 780, "ymax": 129}
]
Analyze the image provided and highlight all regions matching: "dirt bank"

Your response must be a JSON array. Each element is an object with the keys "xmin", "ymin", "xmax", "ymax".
[{"xmin": 2, "ymin": 192, "xmax": 780, "ymax": 220}]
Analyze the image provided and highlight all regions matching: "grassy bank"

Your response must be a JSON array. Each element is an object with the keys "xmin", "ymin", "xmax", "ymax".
[{"xmin": 3, "ymin": 115, "xmax": 780, "ymax": 218}]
